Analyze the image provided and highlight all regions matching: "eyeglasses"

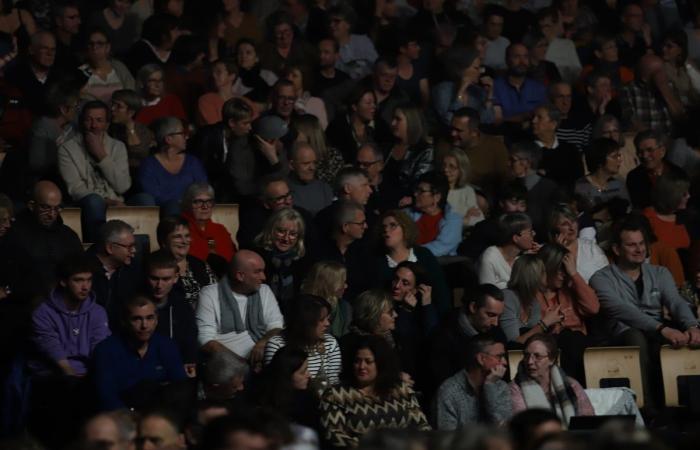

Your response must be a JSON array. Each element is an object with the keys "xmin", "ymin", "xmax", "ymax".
[
  {"xmin": 357, "ymin": 160, "xmax": 381, "ymax": 169},
  {"xmin": 383, "ymin": 222, "xmax": 399, "ymax": 231},
  {"xmin": 111, "ymin": 242, "xmax": 137, "ymax": 251},
  {"xmin": 414, "ymin": 187, "xmax": 433, "ymax": 195},
  {"xmin": 274, "ymin": 228, "xmax": 299, "ymax": 239},
  {"xmin": 638, "ymin": 145, "xmax": 662, "ymax": 154},
  {"xmin": 36, "ymin": 203, "xmax": 62, "ymax": 214},
  {"xmin": 523, "ymin": 352, "xmax": 550, "ymax": 361},
  {"xmin": 268, "ymin": 192, "xmax": 293, "ymax": 203},
  {"xmin": 518, "ymin": 229, "xmax": 536, "ymax": 237},
  {"xmin": 192, "ymin": 198, "xmax": 215, "ymax": 208},
  {"xmin": 347, "ymin": 220, "xmax": 367, "ymax": 226}
]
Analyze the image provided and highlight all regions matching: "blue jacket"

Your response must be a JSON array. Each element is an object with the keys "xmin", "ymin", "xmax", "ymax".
[
  {"xmin": 31, "ymin": 289, "xmax": 111, "ymax": 376},
  {"xmin": 405, "ymin": 205, "xmax": 462, "ymax": 257},
  {"xmin": 93, "ymin": 332, "xmax": 187, "ymax": 410}
]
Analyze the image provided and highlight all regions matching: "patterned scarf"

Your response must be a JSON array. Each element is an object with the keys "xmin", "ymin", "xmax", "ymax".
[
  {"xmin": 516, "ymin": 363, "xmax": 577, "ymax": 428},
  {"xmin": 218, "ymin": 276, "xmax": 266, "ymax": 342}
]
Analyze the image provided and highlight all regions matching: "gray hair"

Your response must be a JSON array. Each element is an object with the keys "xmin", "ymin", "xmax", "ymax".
[
  {"xmin": 181, "ymin": 182, "xmax": 215, "ymax": 211},
  {"xmin": 334, "ymin": 167, "xmax": 368, "ymax": 196},
  {"xmin": 357, "ymin": 142, "xmax": 383, "ymax": 161},
  {"xmin": 202, "ymin": 348, "xmax": 250, "ymax": 385},
  {"xmin": 497, "ymin": 212, "xmax": 532, "ymax": 245},
  {"xmin": 98, "ymin": 220, "xmax": 134, "ymax": 248},
  {"xmin": 152, "ymin": 116, "xmax": 184, "ymax": 149},
  {"xmin": 85, "ymin": 410, "xmax": 137, "ymax": 446},
  {"xmin": 333, "ymin": 201, "xmax": 364, "ymax": 233},
  {"xmin": 254, "ymin": 207, "xmax": 306, "ymax": 256},
  {"xmin": 510, "ymin": 141, "xmax": 542, "ymax": 170},
  {"xmin": 137, "ymin": 63, "xmax": 163, "ymax": 92},
  {"xmin": 111, "ymin": 89, "xmax": 143, "ymax": 113}
]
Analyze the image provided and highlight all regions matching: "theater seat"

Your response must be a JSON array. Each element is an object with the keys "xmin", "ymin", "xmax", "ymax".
[
  {"xmin": 106, "ymin": 206, "xmax": 160, "ymax": 251},
  {"xmin": 508, "ymin": 350, "xmax": 524, "ymax": 378},
  {"xmin": 583, "ymin": 346, "xmax": 643, "ymax": 408},
  {"xmin": 211, "ymin": 204, "xmax": 239, "ymax": 247},
  {"xmin": 61, "ymin": 208, "xmax": 83, "ymax": 242},
  {"xmin": 660, "ymin": 345, "xmax": 700, "ymax": 407}
]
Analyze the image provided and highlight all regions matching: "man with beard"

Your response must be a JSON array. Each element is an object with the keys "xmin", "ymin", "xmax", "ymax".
[{"xmin": 493, "ymin": 43, "xmax": 547, "ymax": 126}]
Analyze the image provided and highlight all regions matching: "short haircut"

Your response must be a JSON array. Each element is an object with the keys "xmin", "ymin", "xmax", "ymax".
[
  {"xmin": 111, "ymin": 89, "xmax": 143, "ymax": 113},
  {"xmin": 536, "ymin": 6, "xmax": 559, "ymax": 23},
  {"xmin": 141, "ymin": 13, "xmax": 179, "ymax": 48},
  {"xmin": 156, "ymin": 216, "xmax": 190, "ymax": 247},
  {"xmin": 394, "ymin": 261, "xmax": 430, "ymax": 287},
  {"xmin": 79, "ymin": 100, "xmax": 110, "ymax": 127},
  {"xmin": 610, "ymin": 214, "xmax": 651, "ymax": 248},
  {"xmin": 510, "ymin": 140, "xmax": 542, "ymax": 169},
  {"xmin": 222, "ymin": 97, "xmax": 253, "ymax": 123},
  {"xmin": 591, "ymin": 32, "xmax": 616, "ymax": 53},
  {"xmin": 651, "ymin": 172, "xmax": 691, "ymax": 214},
  {"xmin": 452, "ymin": 107, "xmax": 480, "ymax": 129},
  {"xmin": 181, "ymin": 182, "xmax": 215, "ymax": 211},
  {"xmin": 201, "ymin": 348, "xmax": 249, "ymax": 385},
  {"xmin": 334, "ymin": 167, "xmax": 368, "ymax": 196},
  {"xmin": 259, "ymin": 174, "xmax": 289, "ymax": 199},
  {"xmin": 352, "ymin": 289, "xmax": 393, "ymax": 333},
  {"xmin": 663, "ymin": 28, "xmax": 689, "ymax": 67},
  {"xmin": 508, "ymin": 254, "xmax": 546, "ymax": 307},
  {"xmin": 633, "ymin": 129, "xmax": 666, "ymax": 151},
  {"xmin": 546, "ymin": 204, "xmax": 577, "ymax": 242},
  {"xmin": 85, "ymin": 27, "xmax": 110, "ymax": 45},
  {"xmin": 289, "ymin": 141, "xmax": 316, "ymax": 161},
  {"xmin": 548, "ymin": 81, "xmax": 571, "ymax": 101},
  {"xmin": 45, "ymin": 81, "xmax": 80, "ymax": 118},
  {"xmin": 57, "ymin": 253, "xmax": 98, "ymax": 280},
  {"xmin": 333, "ymin": 201, "xmax": 364, "ymax": 234},
  {"xmin": 254, "ymin": 207, "xmax": 306, "ymax": 256},
  {"xmin": 585, "ymin": 69, "xmax": 612, "ymax": 90},
  {"xmin": 152, "ymin": 116, "xmax": 184, "ymax": 148},
  {"xmin": 53, "ymin": 0, "xmax": 80, "ymax": 18},
  {"xmin": 393, "ymin": 103, "xmax": 427, "ymax": 146},
  {"xmin": 377, "ymin": 209, "xmax": 418, "ymax": 249},
  {"xmin": 463, "ymin": 283, "xmax": 504, "ymax": 313},
  {"xmin": 374, "ymin": 55, "xmax": 398, "ymax": 71},
  {"xmin": 137, "ymin": 64, "xmax": 164, "ymax": 93},
  {"xmin": 537, "ymin": 103, "xmax": 562, "ymax": 125},
  {"xmin": 98, "ymin": 220, "xmax": 134, "ymax": 248},
  {"xmin": 496, "ymin": 212, "xmax": 532, "ymax": 245},
  {"xmin": 140, "ymin": 409, "xmax": 184, "ymax": 434},
  {"xmin": 170, "ymin": 34, "xmax": 206, "ymax": 66},
  {"xmin": 585, "ymin": 138, "xmax": 621, "ymax": 173},
  {"xmin": 439, "ymin": 149, "xmax": 470, "ymax": 188},
  {"xmin": 524, "ymin": 332, "xmax": 559, "ymax": 362},
  {"xmin": 356, "ymin": 142, "xmax": 383, "ymax": 161},
  {"xmin": 122, "ymin": 294, "xmax": 156, "ymax": 321},
  {"xmin": 417, "ymin": 171, "xmax": 449, "ymax": 209},
  {"xmin": 146, "ymin": 249, "xmax": 179, "ymax": 273},
  {"xmin": 328, "ymin": 3, "xmax": 357, "ymax": 28},
  {"xmin": 510, "ymin": 408, "xmax": 562, "ymax": 448},
  {"xmin": 319, "ymin": 37, "xmax": 339, "ymax": 52},
  {"xmin": 464, "ymin": 335, "xmax": 500, "ymax": 370}
]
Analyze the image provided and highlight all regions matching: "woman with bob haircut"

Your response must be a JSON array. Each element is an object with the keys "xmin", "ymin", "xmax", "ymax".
[
  {"xmin": 320, "ymin": 335, "xmax": 430, "ymax": 448},
  {"xmin": 385, "ymin": 103, "xmax": 434, "ymax": 194},
  {"xmin": 500, "ymin": 254, "xmax": 565, "ymax": 346},
  {"xmin": 253, "ymin": 207, "xmax": 311, "ymax": 315},
  {"xmin": 439, "ymin": 148, "xmax": 483, "ymax": 228},
  {"xmin": 575, "ymin": 138, "xmax": 630, "ymax": 210},
  {"xmin": 264, "ymin": 295, "xmax": 342, "ymax": 392},
  {"xmin": 301, "ymin": 261, "xmax": 351, "ymax": 337},
  {"xmin": 510, "ymin": 333, "xmax": 594, "ymax": 422},
  {"xmin": 643, "ymin": 172, "xmax": 692, "ymax": 253}
]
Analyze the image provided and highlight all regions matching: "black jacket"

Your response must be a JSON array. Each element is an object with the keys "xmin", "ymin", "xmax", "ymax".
[{"xmin": 153, "ymin": 285, "xmax": 198, "ymax": 364}]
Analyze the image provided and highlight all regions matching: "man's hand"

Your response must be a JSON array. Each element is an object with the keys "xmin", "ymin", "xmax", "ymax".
[
  {"xmin": 484, "ymin": 365, "xmax": 507, "ymax": 383},
  {"xmin": 686, "ymin": 327, "xmax": 700, "ymax": 348},
  {"xmin": 84, "ymin": 131, "xmax": 108, "ymax": 161},
  {"xmin": 184, "ymin": 363, "xmax": 197, "ymax": 378},
  {"xmin": 417, "ymin": 284, "xmax": 432, "ymax": 306},
  {"xmin": 661, "ymin": 326, "xmax": 689, "ymax": 347},
  {"xmin": 254, "ymin": 135, "xmax": 279, "ymax": 164},
  {"xmin": 249, "ymin": 340, "xmax": 267, "ymax": 372}
]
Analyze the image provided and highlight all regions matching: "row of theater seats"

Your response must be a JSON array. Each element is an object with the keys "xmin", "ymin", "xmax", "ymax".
[
  {"xmin": 62, "ymin": 204, "xmax": 241, "ymax": 249},
  {"xmin": 507, "ymin": 346, "xmax": 700, "ymax": 408}
]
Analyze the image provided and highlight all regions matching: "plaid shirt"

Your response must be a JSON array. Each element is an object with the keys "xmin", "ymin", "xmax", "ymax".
[{"xmin": 619, "ymin": 81, "xmax": 672, "ymax": 136}]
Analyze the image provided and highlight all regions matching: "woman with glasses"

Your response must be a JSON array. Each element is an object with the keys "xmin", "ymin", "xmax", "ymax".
[
  {"xmin": 510, "ymin": 334, "xmax": 594, "ymax": 421},
  {"xmin": 134, "ymin": 64, "xmax": 187, "ymax": 126},
  {"xmin": 371, "ymin": 210, "xmax": 450, "ymax": 317},
  {"xmin": 591, "ymin": 114, "xmax": 638, "ymax": 180},
  {"xmin": 157, "ymin": 216, "xmax": 217, "ymax": 308},
  {"xmin": 79, "ymin": 29, "xmax": 135, "ymax": 103},
  {"xmin": 574, "ymin": 138, "xmax": 630, "ymax": 210},
  {"xmin": 253, "ymin": 207, "xmax": 311, "ymax": 316},
  {"xmin": 181, "ymin": 182, "xmax": 235, "ymax": 277}
]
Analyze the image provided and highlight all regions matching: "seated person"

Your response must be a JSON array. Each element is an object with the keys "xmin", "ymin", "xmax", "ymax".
[
  {"xmin": 439, "ymin": 149, "xmax": 483, "ymax": 228},
  {"xmin": 643, "ymin": 172, "xmax": 692, "ymax": 253},
  {"xmin": 510, "ymin": 334, "xmax": 594, "ymax": 422},
  {"xmin": 144, "ymin": 250, "xmax": 198, "ymax": 375},
  {"xmin": 315, "ymin": 167, "xmax": 374, "ymax": 237},
  {"xmin": 575, "ymin": 138, "xmax": 630, "ymax": 210},
  {"xmin": 328, "ymin": 4, "xmax": 378, "ymax": 81},
  {"xmin": 493, "ymin": 43, "xmax": 547, "ymax": 126},
  {"xmin": 139, "ymin": 117, "xmax": 207, "ymax": 216},
  {"xmin": 196, "ymin": 250, "xmax": 284, "ymax": 369},
  {"xmin": 288, "ymin": 142, "xmax": 333, "ymax": 216},
  {"xmin": 478, "ymin": 213, "xmax": 539, "ymax": 289},
  {"xmin": 200, "ymin": 348, "xmax": 249, "ymax": 402},
  {"xmin": 109, "ymin": 89, "xmax": 155, "ymax": 175},
  {"xmin": 434, "ymin": 336, "xmax": 511, "ymax": 429},
  {"xmin": 137, "ymin": 411, "xmax": 187, "ymax": 450},
  {"xmin": 356, "ymin": 142, "xmax": 403, "ymax": 215},
  {"xmin": 93, "ymin": 295, "xmax": 188, "ymax": 411},
  {"xmin": 31, "ymin": 254, "xmax": 110, "ymax": 376},
  {"xmin": 404, "ymin": 171, "xmax": 462, "ymax": 257},
  {"xmin": 134, "ymin": 64, "xmax": 187, "ymax": 126},
  {"xmin": 536, "ymin": 8, "xmax": 581, "ymax": 83}
]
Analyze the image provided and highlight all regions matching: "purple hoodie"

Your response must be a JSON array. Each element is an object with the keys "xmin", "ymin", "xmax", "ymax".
[{"xmin": 31, "ymin": 288, "xmax": 111, "ymax": 376}]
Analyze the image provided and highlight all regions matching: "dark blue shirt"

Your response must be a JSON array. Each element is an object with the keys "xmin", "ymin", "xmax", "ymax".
[
  {"xmin": 93, "ymin": 333, "xmax": 187, "ymax": 410},
  {"xmin": 493, "ymin": 76, "xmax": 547, "ymax": 120}
]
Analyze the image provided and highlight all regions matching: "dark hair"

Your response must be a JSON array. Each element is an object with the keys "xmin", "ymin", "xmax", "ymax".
[
  {"xmin": 328, "ymin": 3, "xmax": 358, "ymax": 29},
  {"xmin": 464, "ymin": 335, "xmax": 501, "ymax": 370},
  {"xmin": 394, "ymin": 261, "xmax": 430, "ymax": 288},
  {"xmin": 57, "ymin": 253, "xmax": 98, "ymax": 280},
  {"xmin": 45, "ymin": 81, "xmax": 80, "ymax": 118},
  {"xmin": 85, "ymin": 27, "xmax": 111, "ymax": 47},
  {"xmin": 283, "ymin": 295, "xmax": 331, "ymax": 348},
  {"xmin": 524, "ymin": 333, "xmax": 559, "ymax": 362},
  {"xmin": 346, "ymin": 335, "xmax": 401, "ymax": 398},
  {"xmin": 265, "ymin": 11, "xmax": 295, "ymax": 43},
  {"xmin": 141, "ymin": 14, "xmax": 179, "ymax": 48},
  {"xmin": 537, "ymin": 243, "xmax": 569, "ymax": 281},
  {"xmin": 170, "ymin": 35, "xmax": 206, "ymax": 66},
  {"xmin": 663, "ymin": 28, "xmax": 689, "ymax": 67},
  {"xmin": 416, "ymin": 171, "xmax": 450, "ymax": 209},
  {"xmin": 633, "ymin": 129, "xmax": 666, "ymax": 152},
  {"xmin": 146, "ymin": 249, "xmax": 179, "ymax": 273},
  {"xmin": 651, "ymin": 171, "xmax": 691, "ymax": 214},
  {"xmin": 157, "ymin": 216, "xmax": 190, "ymax": 247},
  {"xmin": 509, "ymin": 408, "xmax": 562, "ymax": 450},
  {"xmin": 346, "ymin": 84, "xmax": 376, "ymax": 110},
  {"xmin": 255, "ymin": 346, "xmax": 308, "ymax": 413},
  {"xmin": 200, "ymin": 409, "xmax": 286, "ymax": 450},
  {"xmin": 122, "ymin": 295, "xmax": 156, "ymax": 321},
  {"xmin": 452, "ymin": 107, "xmax": 480, "ymax": 129},
  {"xmin": 610, "ymin": 214, "xmax": 650, "ymax": 248},
  {"xmin": 497, "ymin": 180, "xmax": 528, "ymax": 204},
  {"xmin": 585, "ymin": 138, "xmax": 621, "ymax": 173},
  {"xmin": 463, "ymin": 283, "xmax": 504, "ymax": 313},
  {"xmin": 79, "ymin": 100, "xmax": 110, "ymax": 128}
]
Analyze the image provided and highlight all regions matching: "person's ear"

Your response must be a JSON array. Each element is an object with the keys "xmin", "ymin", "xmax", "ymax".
[
  {"xmin": 59, "ymin": 279, "xmax": 67, "ymax": 289},
  {"xmin": 468, "ymin": 302, "xmax": 477, "ymax": 315},
  {"xmin": 612, "ymin": 243, "xmax": 620, "ymax": 257},
  {"xmin": 475, "ymin": 352, "xmax": 487, "ymax": 367}
]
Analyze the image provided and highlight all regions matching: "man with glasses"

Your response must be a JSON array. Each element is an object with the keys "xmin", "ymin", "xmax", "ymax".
[
  {"xmin": 434, "ymin": 335, "xmax": 511, "ymax": 429},
  {"xmin": 11, "ymin": 180, "xmax": 83, "ymax": 297},
  {"xmin": 315, "ymin": 167, "xmax": 374, "ymax": 237},
  {"xmin": 356, "ymin": 142, "xmax": 402, "ymax": 214},
  {"xmin": 88, "ymin": 220, "xmax": 144, "ymax": 325}
]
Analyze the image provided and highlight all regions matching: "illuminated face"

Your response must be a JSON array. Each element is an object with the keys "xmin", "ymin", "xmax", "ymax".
[
  {"xmin": 382, "ymin": 216, "xmax": 405, "ymax": 249},
  {"xmin": 524, "ymin": 340, "xmax": 553, "ymax": 382},
  {"xmin": 127, "ymin": 302, "xmax": 158, "ymax": 343},
  {"xmin": 636, "ymin": 138, "xmax": 666, "ymax": 172},
  {"xmin": 272, "ymin": 219, "xmax": 299, "ymax": 253},
  {"xmin": 165, "ymin": 225, "xmax": 191, "ymax": 260},
  {"xmin": 353, "ymin": 92, "xmax": 377, "ymax": 122},
  {"xmin": 236, "ymin": 42, "xmax": 258, "ymax": 70},
  {"xmin": 614, "ymin": 230, "xmax": 647, "ymax": 266},
  {"xmin": 353, "ymin": 348, "xmax": 378, "ymax": 387},
  {"xmin": 391, "ymin": 267, "xmax": 416, "ymax": 301}
]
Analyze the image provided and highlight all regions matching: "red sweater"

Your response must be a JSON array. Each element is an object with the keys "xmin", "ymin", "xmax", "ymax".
[
  {"xmin": 183, "ymin": 211, "xmax": 235, "ymax": 263},
  {"xmin": 135, "ymin": 94, "xmax": 187, "ymax": 126}
]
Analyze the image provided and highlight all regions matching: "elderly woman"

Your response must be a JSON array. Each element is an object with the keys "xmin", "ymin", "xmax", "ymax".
[
  {"xmin": 439, "ymin": 149, "xmax": 483, "ymax": 228},
  {"xmin": 531, "ymin": 104, "xmax": 584, "ymax": 190},
  {"xmin": 385, "ymin": 104, "xmax": 434, "ymax": 194},
  {"xmin": 157, "ymin": 216, "xmax": 217, "ymax": 308},
  {"xmin": 432, "ymin": 47, "xmax": 495, "ymax": 126},
  {"xmin": 253, "ymin": 207, "xmax": 311, "ymax": 315},
  {"xmin": 478, "ymin": 213, "xmax": 540, "ymax": 289},
  {"xmin": 575, "ymin": 138, "xmax": 630, "ymax": 210},
  {"xmin": 301, "ymin": 261, "xmax": 350, "ymax": 337},
  {"xmin": 181, "ymin": 182, "xmax": 235, "ymax": 276},
  {"xmin": 293, "ymin": 114, "xmax": 344, "ymax": 184},
  {"xmin": 370, "ymin": 209, "xmax": 451, "ymax": 316},
  {"xmin": 547, "ymin": 205, "xmax": 608, "ymax": 283},
  {"xmin": 264, "ymin": 295, "xmax": 342, "ymax": 393},
  {"xmin": 510, "ymin": 334, "xmax": 594, "ymax": 422},
  {"xmin": 321, "ymin": 335, "xmax": 430, "ymax": 448},
  {"xmin": 537, "ymin": 244, "xmax": 599, "ymax": 382},
  {"xmin": 80, "ymin": 29, "xmax": 135, "ymax": 103},
  {"xmin": 643, "ymin": 172, "xmax": 692, "ymax": 254},
  {"xmin": 110, "ymin": 89, "xmax": 154, "ymax": 174},
  {"xmin": 283, "ymin": 65, "xmax": 328, "ymax": 129},
  {"xmin": 134, "ymin": 64, "xmax": 187, "ymax": 126}
]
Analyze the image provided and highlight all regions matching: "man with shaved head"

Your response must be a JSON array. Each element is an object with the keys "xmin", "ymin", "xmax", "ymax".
[
  {"xmin": 11, "ymin": 180, "xmax": 83, "ymax": 296},
  {"xmin": 196, "ymin": 250, "xmax": 283, "ymax": 369}
]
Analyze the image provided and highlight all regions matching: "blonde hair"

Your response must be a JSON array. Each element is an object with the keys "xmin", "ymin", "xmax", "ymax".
[
  {"xmin": 507, "ymin": 254, "xmax": 545, "ymax": 308},
  {"xmin": 353, "ymin": 289, "xmax": 393, "ymax": 333},
  {"xmin": 293, "ymin": 114, "xmax": 329, "ymax": 159},
  {"xmin": 439, "ymin": 148, "xmax": 471, "ymax": 188},
  {"xmin": 300, "ymin": 261, "xmax": 347, "ymax": 308},
  {"xmin": 254, "ymin": 208, "xmax": 306, "ymax": 256}
]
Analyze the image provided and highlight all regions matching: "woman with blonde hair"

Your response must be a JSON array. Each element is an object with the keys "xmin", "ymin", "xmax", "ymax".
[
  {"xmin": 292, "ymin": 114, "xmax": 345, "ymax": 185},
  {"xmin": 301, "ymin": 261, "xmax": 351, "ymax": 337},
  {"xmin": 254, "ymin": 207, "xmax": 311, "ymax": 316},
  {"xmin": 439, "ymin": 148, "xmax": 483, "ymax": 228}
]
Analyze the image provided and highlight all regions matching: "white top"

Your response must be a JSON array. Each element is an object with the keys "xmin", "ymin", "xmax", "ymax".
[
  {"xmin": 478, "ymin": 245, "xmax": 513, "ymax": 289},
  {"xmin": 483, "ymin": 36, "xmax": 510, "ymax": 71},
  {"xmin": 196, "ymin": 283, "xmax": 284, "ymax": 358},
  {"xmin": 447, "ymin": 185, "xmax": 484, "ymax": 227},
  {"xmin": 264, "ymin": 334, "xmax": 342, "ymax": 385},
  {"xmin": 545, "ymin": 38, "xmax": 582, "ymax": 83},
  {"xmin": 575, "ymin": 238, "xmax": 609, "ymax": 283}
]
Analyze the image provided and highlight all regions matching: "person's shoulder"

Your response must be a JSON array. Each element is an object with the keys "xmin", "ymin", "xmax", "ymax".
[
  {"xmin": 199, "ymin": 282, "xmax": 220, "ymax": 300},
  {"xmin": 321, "ymin": 384, "xmax": 359, "ymax": 404},
  {"xmin": 95, "ymin": 334, "xmax": 122, "ymax": 353},
  {"xmin": 437, "ymin": 370, "xmax": 467, "ymax": 396}
]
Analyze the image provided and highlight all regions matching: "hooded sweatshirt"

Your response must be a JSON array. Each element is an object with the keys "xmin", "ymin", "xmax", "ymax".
[{"xmin": 31, "ymin": 288, "xmax": 111, "ymax": 376}]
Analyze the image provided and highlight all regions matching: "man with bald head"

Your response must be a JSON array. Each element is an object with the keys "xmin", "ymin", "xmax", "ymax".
[
  {"xmin": 196, "ymin": 250, "xmax": 284, "ymax": 369},
  {"xmin": 619, "ymin": 54, "xmax": 681, "ymax": 136},
  {"xmin": 11, "ymin": 180, "xmax": 83, "ymax": 296}
]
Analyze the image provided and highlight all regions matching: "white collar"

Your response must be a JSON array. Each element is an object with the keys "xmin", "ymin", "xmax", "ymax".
[{"xmin": 386, "ymin": 248, "xmax": 417, "ymax": 268}]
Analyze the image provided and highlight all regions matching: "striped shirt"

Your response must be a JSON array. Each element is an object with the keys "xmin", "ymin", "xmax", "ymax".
[{"xmin": 264, "ymin": 334, "xmax": 342, "ymax": 385}]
